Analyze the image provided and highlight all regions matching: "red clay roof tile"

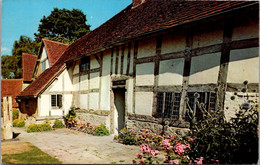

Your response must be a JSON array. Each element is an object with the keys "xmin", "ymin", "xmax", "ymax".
[
  {"xmin": 1, "ymin": 79, "xmax": 23, "ymax": 107},
  {"xmin": 22, "ymin": 53, "xmax": 37, "ymax": 81},
  {"xmin": 43, "ymin": 39, "xmax": 69, "ymax": 66},
  {"xmin": 18, "ymin": 1, "xmax": 255, "ymax": 97}
]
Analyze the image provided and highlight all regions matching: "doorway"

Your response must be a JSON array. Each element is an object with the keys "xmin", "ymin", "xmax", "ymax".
[{"xmin": 113, "ymin": 88, "xmax": 126, "ymax": 131}]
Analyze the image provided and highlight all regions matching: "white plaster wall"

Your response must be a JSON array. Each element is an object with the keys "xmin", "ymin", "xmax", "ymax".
[
  {"xmin": 129, "ymin": 46, "xmax": 134, "ymax": 75},
  {"xmin": 161, "ymin": 32, "xmax": 186, "ymax": 54},
  {"xmin": 136, "ymin": 63, "xmax": 154, "ymax": 86},
  {"xmin": 135, "ymin": 92, "xmax": 153, "ymax": 116},
  {"xmin": 89, "ymin": 93, "xmax": 99, "ymax": 110},
  {"xmin": 49, "ymin": 76, "xmax": 63, "ymax": 92},
  {"xmin": 189, "ymin": 53, "xmax": 221, "ymax": 84},
  {"xmin": 64, "ymin": 69, "xmax": 73, "ymax": 91},
  {"xmin": 39, "ymin": 94, "xmax": 50, "ymax": 116},
  {"xmin": 123, "ymin": 47, "xmax": 128, "ymax": 75},
  {"xmin": 90, "ymin": 55, "xmax": 100, "ymax": 69},
  {"xmin": 73, "ymin": 76, "xmax": 79, "ymax": 91},
  {"xmin": 193, "ymin": 28, "xmax": 223, "ymax": 48},
  {"xmin": 80, "ymin": 75, "xmax": 88, "ymax": 90},
  {"xmin": 80, "ymin": 94, "xmax": 88, "ymax": 109},
  {"xmin": 137, "ymin": 37, "xmax": 156, "ymax": 58},
  {"xmin": 100, "ymin": 52, "xmax": 111, "ymax": 110},
  {"xmin": 63, "ymin": 94, "xmax": 73, "ymax": 115},
  {"xmin": 112, "ymin": 50, "xmax": 116, "ymax": 75},
  {"xmin": 73, "ymin": 61, "xmax": 79, "ymax": 75},
  {"xmin": 232, "ymin": 20, "xmax": 258, "ymax": 41},
  {"xmin": 90, "ymin": 72, "xmax": 99, "ymax": 89},
  {"xmin": 50, "ymin": 110, "xmax": 63, "ymax": 116},
  {"xmin": 158, "ymin": 58, "xmax": 184, "ymax": 86},
  {"xmin": 41, "ymin": 47, "xmax": 48, "ymax": 60},
  {"xmin": 224, "ymin": 92, "xmax": 259, "ymax": 121},
  {"xmin": 127, "ymin": 78, "xmax": 134, "ymax": 113},
  {"xmin": 227, "ymin": 47, "xmax": 259, "ymax": 84},
  {"xmin": 117, "ymin": 47, "xmax": 122, "ymax": 75}
]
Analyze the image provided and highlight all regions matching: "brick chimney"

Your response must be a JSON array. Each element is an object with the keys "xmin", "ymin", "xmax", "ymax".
[{"xmin": 132, "ymin": 0, "xmax": 146, "ymax": 8}]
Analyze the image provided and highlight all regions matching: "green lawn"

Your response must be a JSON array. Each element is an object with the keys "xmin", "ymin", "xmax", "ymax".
[{"xmin": 2, "ymin": 142, "xmax": 62, "ymax": 164}]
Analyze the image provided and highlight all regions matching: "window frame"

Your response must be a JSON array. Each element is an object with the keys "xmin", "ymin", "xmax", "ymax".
[
  {"xmin": 156, "ymin": 92, "xmax": 181, "ymax": 120},
  {"xmin": 185, "ymin": 91, "xmax": 216, "ymax": 121},
  {"xmin": 80, "ymin": 56, "xmax": 90, "ymax": 72},
  {"xmin": 51, "ymin": 94, "xmax": 63, "ymax": 108}
]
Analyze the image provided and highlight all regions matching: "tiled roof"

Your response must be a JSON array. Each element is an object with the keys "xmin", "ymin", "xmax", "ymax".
[
  {"xmin": 22, "ymin": 53, "xmax": 37, "ymax": 81},
  {"xmin": 1, "ymin": 79, "xmax": 23, "ymax": 108},
  {"xmin": 18, "ymin": 0, "xmax": 255, "ymax": 97},
  {"xmin": 43, "ymin": 39, "xmax": 69, "ymax": 66}
]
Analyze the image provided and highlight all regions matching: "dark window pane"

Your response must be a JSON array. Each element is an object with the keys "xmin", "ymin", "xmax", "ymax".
[
  {"xmin": 157, "ymin": 92, "xmax": 164, "ymax": 117},
  {"xmin": 80, "ymin": 56, "xmax": 90, "ymax": 72},
  {"xmin": 172, "ymin": 93, "xmax": 181, "ymax": 120},
  {"xmin": 51, "ymin": 95, "xmax": 56, "ymax": 107},
  {"xmin": 58, "ymin": 95, "xmax": 62, "ymax": 107}
]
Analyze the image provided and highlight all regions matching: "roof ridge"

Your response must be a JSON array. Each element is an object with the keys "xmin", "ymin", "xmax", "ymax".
[
  {"xmin": 22, "ymin": 52, "xmax": 37, "ymax": 56},
  {"xmin": 43, "ymin": 39, "xmax": 70, "ymax": 46},
  {"xmin": 1, "ymin": 79, "xmax": 23, "ymax": 81}
]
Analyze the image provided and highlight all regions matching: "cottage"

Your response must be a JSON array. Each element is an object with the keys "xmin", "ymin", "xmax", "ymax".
[{"xmin": 17, "ymin": 0, "xmax": 259, "ymax": 134}]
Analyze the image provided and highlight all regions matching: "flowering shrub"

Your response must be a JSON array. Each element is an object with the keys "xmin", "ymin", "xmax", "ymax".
[
  {"xmin": 63, "ymin": 107, "xmax": 77, "ymax": 128},
  {"xmin": 52, "ymin": 119, "xmax": 65, "ymax": 129},
  {"xmin": 117, "ymin": 128, "xmax": 137, "ymax": 145}
]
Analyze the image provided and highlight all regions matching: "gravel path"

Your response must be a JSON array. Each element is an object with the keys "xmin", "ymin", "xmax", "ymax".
[{"xmin": 11, "ymin": 127, "xmax": 139, "ymax": 164}]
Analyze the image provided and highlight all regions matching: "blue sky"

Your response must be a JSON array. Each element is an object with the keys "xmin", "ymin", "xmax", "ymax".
[{"xmin": 1, "ymin": 0, "xmax": 132, "ymax": 55}]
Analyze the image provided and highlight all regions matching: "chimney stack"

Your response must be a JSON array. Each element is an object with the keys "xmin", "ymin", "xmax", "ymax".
[{"xmin": 132, "ymin": 0, "xmax": 146, "ymax": 8}]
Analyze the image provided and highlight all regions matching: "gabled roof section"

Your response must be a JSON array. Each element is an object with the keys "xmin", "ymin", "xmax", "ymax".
[
  {"xmin": 18, "ymin": 1, "xmax": 256, "ymax": 98},
  {"xmin": 22, "ymin": 53, "xmax": 37, "ymax": 82},
  {"xmin": 1, "ymin": 79, "xmax": 23, "ymax": 107},
  {"xmin": 64, "ymin": 0, "xmax": 253, "ymax": 61},
  {"xmin": 43, "ymin": 39, "xmax": 69, "ymax": 66}
]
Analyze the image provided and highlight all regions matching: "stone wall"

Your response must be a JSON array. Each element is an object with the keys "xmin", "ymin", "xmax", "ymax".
[
  {"xmin": 76, "ymin": 109, "xmax": 110, "ymax": 129},
  {"xmin": 126, "ymin": 113, "xmax": 189, "ymax": 136}
]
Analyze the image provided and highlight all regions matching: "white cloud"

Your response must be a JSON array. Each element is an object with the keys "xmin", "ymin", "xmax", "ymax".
[{"xmin": 1, "ymin": 47, "xmax": 11, "ymax": 55}]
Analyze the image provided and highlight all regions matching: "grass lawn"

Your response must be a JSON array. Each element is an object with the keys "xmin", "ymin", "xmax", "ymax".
[{"xmin": 1, "ymin": 142, "xmax": 62, "ymax": 164}]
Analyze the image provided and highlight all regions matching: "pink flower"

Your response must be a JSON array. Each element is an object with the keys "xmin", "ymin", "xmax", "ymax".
[
  {"xmin": 174, "ymin": 143, "xmax": 190, "ymax": 155},
  {"xmin": 163, "ymin": 157, "xmax": 168, "ymax": 162},
  {"xmin": 137, "ymin": 153, "xmax": 143, "ymax": 159},
  {"xmin": 140, "ymin": 144, "xmax": 151, "ymax": 154},
  {"xmin": 150, "ymin": 149, "xmax": 159, "ymax": 156},
  {"xmin": 189, "ymin": 138, "xmax": 194, "ymax": 143},
  {"xmin": 195, "ymin": 157, "xmax": 203, "ymax": 164},
  {"xmin": 162, "ymin": 140, "xmax": 171, "ymax": 147},
  {"xmin": 170, "ymin": 159, "xmax": 179, "ymax": 164},
  {"xmin": 139, "ymin": 160, "xmax": 145, "ymax": 164},
  {"xmin": 189, "ymin": 160, "xmax": 193, "ymax": 164},
  {"xmin": 89, "ymin": 123, "xmax": 93, "ymax": 127},
  {"xmin": 132, "ymin": 160, "xmax": 137, "ymax": 164}
]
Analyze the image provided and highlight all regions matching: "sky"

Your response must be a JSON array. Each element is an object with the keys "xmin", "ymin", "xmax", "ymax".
[{"xmin": 1, "ymin": 0, "xmax": 132, "ymax": 55}]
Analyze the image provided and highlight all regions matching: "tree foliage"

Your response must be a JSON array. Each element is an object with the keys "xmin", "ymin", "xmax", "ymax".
[
  {"xmin": 34, "ymin": 8, "xmax": 90, "ymax": 43},
  {"xmin": 2, "ymin": 36, "xmax": 39, "ymax": 78}
]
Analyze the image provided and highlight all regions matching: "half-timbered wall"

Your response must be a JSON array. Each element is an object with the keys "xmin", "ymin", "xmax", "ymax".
[{"xmin": 71, "ymin": 12, "xmax": 258, "ymax": 134}]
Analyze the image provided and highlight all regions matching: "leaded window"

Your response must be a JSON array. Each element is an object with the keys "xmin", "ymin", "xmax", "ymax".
[
  {"xmin": 157, "ymin": 92, "xmax": 181, "ymax": 120},
  {"xmin": 185, "ymin": 92, "xmax": 216, "ymax": 121},
  {"xmin": 80, "ymin": 56, "xmax": 90, "ymax": 72}
]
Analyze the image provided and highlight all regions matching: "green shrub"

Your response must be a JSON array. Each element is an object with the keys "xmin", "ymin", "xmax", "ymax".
[
  {"xmin": 27, "ymin": 123, "xmax": 39, "ymax": 133},
  {"xmin": 186, "ymin": 92, "xmax": 259, "ymax": 164},
  {"xmin": 13, "ymin": 119, "xmax": 25, "ymax": 127},
  {"xmin": 94, "ymin": 124, "xmax": 109, "ymax": 136},
  {"xmin": 52, "ymin": 119, "xmax": 65, "ymax": 128},
  {"xmin": 27, "ymin": 123, "xmax": 52, "ymax": 133},
  {"xmin": 38, "ymin": 123, "xmax": 52, "ymax": 132},
  {"xmin": 12, "ymin": 110, "xmax": 19, "ymax": 120},
  {"xmin": 117, "ymin": 128, "xmax": 137, "ymax": 145}
]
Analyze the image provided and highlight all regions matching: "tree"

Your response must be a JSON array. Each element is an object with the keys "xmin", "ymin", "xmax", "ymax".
[
  {"xmin": 1, "ymin": 36, "xmax": 39, "ymax": 78},
  {"xmin": 34, "ymin": 8, "xmax": 91, "ymax": 43}
]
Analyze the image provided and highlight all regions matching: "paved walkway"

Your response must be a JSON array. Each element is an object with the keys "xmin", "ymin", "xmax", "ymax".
[{"xmin": 10, "ymin": 127, "xmax": 139, "ymax": 164}]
